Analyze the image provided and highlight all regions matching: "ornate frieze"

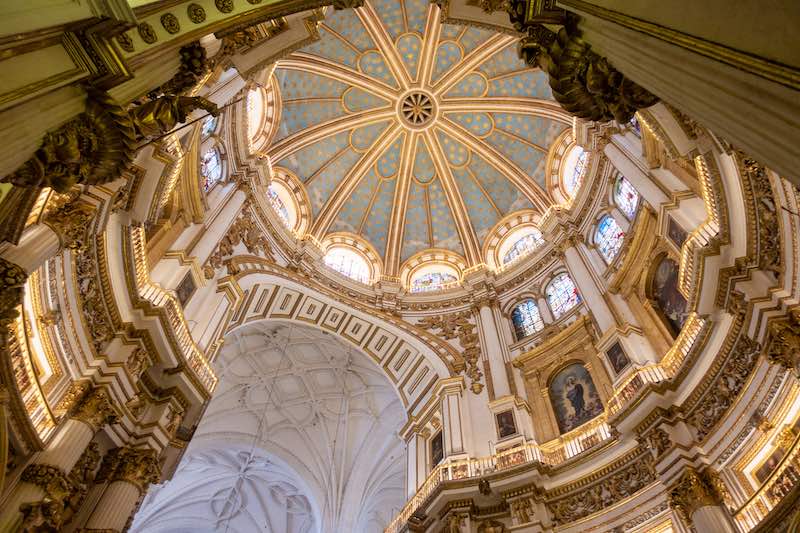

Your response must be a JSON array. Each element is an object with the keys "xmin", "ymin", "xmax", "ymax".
[
  {"xmin": 418, "ymin": 311, "xmax": 483, "ymax": 393},
  {"xmin": 689, "ymin": 334, "xmax": 761, "ymax": 440},
  {"xmin": 766, "ymin": 312, "xmax": 800, "ymax": 378},
  {"xmin": 75, "ymin": 242, "xmax": 116, "ymax": 354},
  {"xmin": 43, "ymin": 199, "xmax": 97, "ymax": 251},
  {"xmin": 545, "ymin": 452, "xmax": 655, "ymax": 525}
]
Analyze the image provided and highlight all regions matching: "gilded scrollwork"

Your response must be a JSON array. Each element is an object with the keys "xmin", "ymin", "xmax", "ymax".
[
  {"xmin": 766, "ymin": 312, "xmax": 800, "ymax": 378},
  {"xmin": 418, "ymin": 311, "xmax": 483, "ymax": 393},
  {"xmin": 75, "ymin": 242, "xmax": 116, "ymax": 354},
  {"xmin": 512, "ymin": 12, "xmax": 658, "ymax": 123}
]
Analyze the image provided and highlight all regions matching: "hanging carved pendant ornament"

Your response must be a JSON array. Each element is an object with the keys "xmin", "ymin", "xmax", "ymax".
[
  {"xmin": 509, "ymin": 3, "xmax": 658, "ymax": 124},
  {"xmin": 419, "ymin": 311, "xmax": 484, "ymax": 393}
]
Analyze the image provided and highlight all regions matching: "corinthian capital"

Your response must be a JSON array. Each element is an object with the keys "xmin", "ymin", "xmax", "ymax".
[
  {"xmin": 72, "ymin": 387, "xmax": 118, "ymax": 431},
  {"xmin": 766, "ymin": 316, "xmax": 800, "ymax": 378},
  {"xmin": 101, "ymin": 447, "xmax": 161, "ymax": 491},
  {"xmin": 667, "ymin": 467, "xmax": 723, "ymax": 523}
]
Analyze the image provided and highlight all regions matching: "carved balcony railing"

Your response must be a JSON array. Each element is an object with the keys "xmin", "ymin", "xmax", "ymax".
[
  {"xmin": 125, "ymin": 225, "xmax": 217, "ymax": 393},
  {"xmin": 607, "ymin": 313, "xmax": 708, "ymax": 418},
  {"xmin": 384, "ymin": 420, "xmax": 613, "ymax": 533},
  {"xmin": 735, "ymin": 429, "xmax": 800, "ymax": 529}
]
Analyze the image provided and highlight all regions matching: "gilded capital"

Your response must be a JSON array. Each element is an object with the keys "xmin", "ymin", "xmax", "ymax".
[
  {"xmin": 101, "ymin": 447, "xmax": 161, "ymax": 491},
  {"xmin": 667, "ymin": 467, "xmax": 723, "ymax": 522},
  {"xmin": 72, "ymin": 387, "xmax": 118, "ymax": 431},
  {"xmin": 44, "ymin": 199, "xmax": 97, "ymax": 250},
  {"xmin": 766, "ymin": 317, "xmax": 800, "ymax": 378}
]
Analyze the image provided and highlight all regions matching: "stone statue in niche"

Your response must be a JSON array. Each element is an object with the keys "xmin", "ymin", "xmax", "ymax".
[
  {"xmin": 548, "ymin": 363, "xmax": 604, "ymax": 434},
  {"xmin": 651, "ymin": 257, "xmax": 689, "ymax": 335}
]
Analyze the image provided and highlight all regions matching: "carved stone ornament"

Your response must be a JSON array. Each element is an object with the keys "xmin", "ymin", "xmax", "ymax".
[
  {"xmin": 418, "ymin": 311, "xmax": 484, "ymax": 393},
  {"xmin": 766, "ymin": 315, "xmax": 800, "ymax": 378},
  {"xmin": 72, "ymin": 387, "xmax": 118, "ymax": 431},
  {"xmin": 737, "ymin": 153, "xmax": 782, "ymax": 274},
  {"xmin": 188, "ymin": 3, "xmax": 207, "ymax": 23},
  {"xmin": 116, "ymin": 33, "xmax": 134, "ymax": 53},
  {"xmin": 204, "ymin": 204, "xmax": 272, "ymax": 279},
  {"xmin": 477, "ymin": 519, "xmax": 507, "ymax": 533},
  {"xmin": 0, "ymin": 257, "xmax": 27, "ymax": 325},
  {"xmin": 43, "ymin": 199, "xmax": 96, "ymax": 250},
  {"xmin": 75, "ymin": 242, "xmax": 116, "ymax": 354},
  {"xmin": 690, "ymin": 334, "xmax": 761, "ymax": 439},
  {"xmin": 643, "ymin": 426, "xmax": 671, "ymax": 459},
  {"xmin": 547, "ymin": 454, "xmax": 655, "ymax": 525},
  {"xmin": 160, "ymin": 13, "xmax": 181, "ymax": 34},
  {"xmin": 513, "ymin": 14, "xmax": 658, "ymax": 124},
  {"xmin": 215, "ymin": 0, "xmax": 234, "ymax": 13},
  {"xmin": 52, "ymin": 380, "xmax": 92, "ymax": 418},
  {"xmin": 667, "ymin": 467, "xmax": 723, "ymax": 523},
  {"xmin": 19, "ymin": 463, "xmax": 73, "ymax": 532},
  {"xmin": 509, "ymin": 496, "xmax": 536, "ymax": 525},
  {"xmin": 148, "ymin": 42, "xmax": 209, "ymax": 99},
  {"xmin": 127, "ymin": 347, "xmax": 153, "ymax": 379},
  {"xmin": 100, "ymin": 447, "xmax": 161, "ymax": 490},
  {"xmin": 0, "ymin": 89, "xmax": 137, "ymax": 192},
  {"xmin": 137, "ymin": 22, "xmax": 158, "ymax": 44}
]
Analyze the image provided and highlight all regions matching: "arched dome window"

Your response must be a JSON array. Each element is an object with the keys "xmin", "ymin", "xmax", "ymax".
[
  {"xmin": 266, "ymin": 181, "xmax": 297, "ymax": 230},
  {"xmin": 247, "ymin": 87, "xmax": 264, "ymax": 142},
  {"xmin": 562, "ymin": 146, "xmax": 587, "ymax": 200},
  {"xmin": 613, "ymin": 175, "xmax": 639, "ymax": 220},
  {"xmin": 595, "ymin": 215, "xmax": 625, "ymax": 263},
  {"xmin": 409, "ymin": 264, "xmax": 459, "ymax": 293},
  {"xmin": 511, "ymin": 300, "xmax": 544, "ymax": 340},
  {"xmin": 201, "ymin": 147, "xmax": 223, "ymax": 191},
  {"xmin": 201, "ymin": 115, "xmax": 218, "ymax": 138},
  {"xmin": 501, "ymin": 227, "xmax": 544, "ymax": 266},
  {"xmin": 324, "ymin": 246, "xmax": 371, "ymax": 284},
  {"xmin": 546, "ymin": 273, "xmax": 581, "ymax": 319}
]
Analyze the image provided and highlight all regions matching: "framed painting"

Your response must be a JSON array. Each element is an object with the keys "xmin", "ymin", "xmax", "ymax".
[
  {"xmin": 495, "ymin": 410, "xmax": 517, "ymax": 439},
  {"xmin": 548, "ymin": 363, "xmax": 604, "ymax": 434},
  {"xmin": 605, "ymin": 342, "xmax": 631, "ymax": 375}
]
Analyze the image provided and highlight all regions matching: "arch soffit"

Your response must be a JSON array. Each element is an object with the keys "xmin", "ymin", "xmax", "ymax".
[{"xmin": 222, "ymin": 268, "xmax": 455, "ymax": 413}]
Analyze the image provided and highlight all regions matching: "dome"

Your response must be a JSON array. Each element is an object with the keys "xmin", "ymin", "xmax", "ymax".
[{"xmin": 261, "ymin": 0, "xmax": 570, "ymax": 273}]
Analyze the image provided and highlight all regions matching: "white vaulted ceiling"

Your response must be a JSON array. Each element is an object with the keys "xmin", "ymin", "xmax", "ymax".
[{"xmin": 132, "ymin": 323, "xmax": 407, "ymax": 533}]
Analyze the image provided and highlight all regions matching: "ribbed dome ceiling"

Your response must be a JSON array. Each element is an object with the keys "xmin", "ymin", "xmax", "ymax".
[{"xmin": 266, "ymin": 0, "xmax": 570, "ymax": 272}]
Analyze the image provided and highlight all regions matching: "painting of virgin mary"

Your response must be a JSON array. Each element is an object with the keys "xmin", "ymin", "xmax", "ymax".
[{"xmin": 548, "ymin": 363, "xmax": 604, "ymax": 434}]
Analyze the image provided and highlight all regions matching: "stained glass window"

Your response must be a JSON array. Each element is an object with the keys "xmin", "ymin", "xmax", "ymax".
[
  {"xmin": 267, "ymin": 185, "xmax": 291, "ymax": 228},
  {"xmin": 629, "ymin": 115, "xmax": 641, "ymax": 137},
  {"xmin": 201, "ymin": 148, "xmax": 222, "ymax": 191},
  {"xmin": 502, "ymin": 229, "xmax": 544, "ymax": 266},
  {"xmin": 546, "ymin": 273, "xmax": 581, "ymax": 319},
  {"xmin": 410, "ymin": 271, "xmax": 458, "ymax": 293},
  {"xmin": 201, "ymin": 115, "xmax": 218, "ymax": 137},
  {"xmin": 595, "ymin": 215, "xmax": 625, "ymax": 263},
  {"xmin": 613, "ymin": 175, "xmax": 639, "ymax": 219},
  {"xmin": 324, "ymin": 247, "xmax": 371, "ymax": 284},
  {"xmin": 511, "ymin": 300, "xmax": 544, "ymax": 340},
  {"xmin": 563, "ymin": 146, "xmax": 587, "ymax": 199}
]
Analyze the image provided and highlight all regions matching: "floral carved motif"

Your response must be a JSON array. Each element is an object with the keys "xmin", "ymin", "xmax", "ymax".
[
  {"xmin": 204, "ymin": 205, "xmax": 273, "ymax": 279},
  {"xmin": 75, "ymin": 242, "xmax": 115, "ymax": 354},
  {"xmin": 668, "ymin": 467, "xmax": 723, "ymax": 523},
  {"xmin": 0, "ymin": 257, "xmax": 27, "ymax": 325},
  {"xmin": 72, "ymin": 387, "xmax": 119, "ymax": 431},
  {"xmin": 766, "ymin": 312, "xmax": 800, "ymax": 378},
  {"xmin": 738, "ymin": 153, "xmax": 782, "ymax": 275},
  {"xmin": 99, "ymin": 447, "xmax": 161, "ymax": 491},
  {"xmin": 689, "ymin": 335, "xmax": 761, "ymax": 439},
  {"xmin": 546, "ymin": 454, "xmax": 655, "ymax": 525},
  {"xmin": 418, "ymin": 310, "xmax": 483, "ymax": 393}
]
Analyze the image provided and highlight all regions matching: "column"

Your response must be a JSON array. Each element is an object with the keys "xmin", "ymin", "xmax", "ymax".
[
  {"xmin": 476, "ymin": 300, "xmax": 510, "ymax": 398},
  {"xmin": 668, "ymin": 467, "xmax": 736, "ymax": 533},
  {"xmin": 561, "ymin": 238, "xmax": 615, "ymax": 333},
  {"xmin": 84, "ymin": 447, "xmax": 161, "ymax": 532},
  {"xmin": 440, "ymin": 379, "xmax": 465, "ymax": 457},
  {"xmin": 536, "ymin": 296, "xmax": 554, "ymax": 324},
  {"xmin": 0, "ymin": 387, "xmax": 117, "ymax": 532}
]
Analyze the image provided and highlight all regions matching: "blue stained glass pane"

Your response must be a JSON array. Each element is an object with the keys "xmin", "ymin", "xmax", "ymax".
[
  {"xmin": 502, "ymin": 229, "xmax": 544, "ymax": 266},
  {"xmin": 511, "ymin": 300, "xmax": 544, "ymax": 340},
  {"xmin": 563, "ymin": 148, "xmax": 587, "ymax": 199},
  {"xmin": 410, "ymin": 271, "xmax": 458, "ymax": 293},
  {"xmin": 267, "ymin": 185, "xmax": 291, "ymax": 228},
  {"xmin": 201, "ymin": 148, "xmax": 222, "ymax": 191},
  {"xmin": 546, "ymin": 273, "xmax": 581, "ymax": 318},
  {"xmin": 595, "ymin": 215, "xmax": 625, "ymax": 263},
  {"xmin": 613, "ymin": 175, "xmax": 639, "ymax": 220}
]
